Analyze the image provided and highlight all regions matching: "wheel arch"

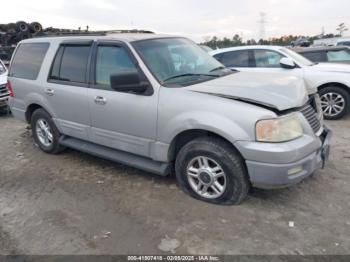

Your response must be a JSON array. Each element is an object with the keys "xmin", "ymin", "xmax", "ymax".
[
  {"xmin": 25, "ymin": 103, "xmax": 43, "ymax": 123},
  {"xmin": 317, "ymin": 82, "xmax": 350, "ymax": 94},
  {"xmin": 167, "ymin": 129, "xmax": 245, "ymax": 162},
  {"xmin": 25, "ymin": 103, "xmax": 54, "ymax": 123}
]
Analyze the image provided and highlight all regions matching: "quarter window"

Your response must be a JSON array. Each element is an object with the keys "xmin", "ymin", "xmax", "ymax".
[
  {"xmin": 253, "ymin": 50, "xmax": 284, "ymax": 68},
  {"xmin": 302, "ymin": 52, "xmax": 325, "ymax": 62},
  {"xmin": 95, "ymin": 46, "xmax": 137, "ymax": 86},
  {"xmin": 10, "ymin": 43, "xmax": 49, "ymax": 80}
]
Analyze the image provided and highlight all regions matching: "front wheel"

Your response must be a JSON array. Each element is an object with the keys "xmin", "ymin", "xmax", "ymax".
[
  {"xmin": 175, "ymin": 137, "xmax": 250, "ymax": 205},
  {"xmin": 319, "ymin": 86, "xmax": 349, "ymax": 120}
]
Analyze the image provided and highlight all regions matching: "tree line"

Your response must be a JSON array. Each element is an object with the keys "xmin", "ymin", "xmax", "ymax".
[{"xmin": 201, "ymin": 33, "xmax": 340, "ymax": 49}]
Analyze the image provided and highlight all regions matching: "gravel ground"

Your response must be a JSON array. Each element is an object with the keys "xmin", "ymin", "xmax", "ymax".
[{"xmin": 0, "ymin": 113, "xmax": 349, "ymax": 255}]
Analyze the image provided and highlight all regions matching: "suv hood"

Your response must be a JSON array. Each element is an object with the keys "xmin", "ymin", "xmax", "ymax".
[
  {"xmin": 310, "ymin": 62, "xmax": 350, "ymax": 73},
  {"xmin": 185, "ymin": 72, "xmax": 308, "ymax": 111}
]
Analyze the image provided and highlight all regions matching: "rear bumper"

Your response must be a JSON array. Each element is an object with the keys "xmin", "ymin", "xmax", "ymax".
[{"xmin": 236, "ymin": 127, "xmax": 332, "ymax": 189}]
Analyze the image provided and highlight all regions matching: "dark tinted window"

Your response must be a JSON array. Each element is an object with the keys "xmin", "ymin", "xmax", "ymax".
[
  {"xmin": 96, "ymin": 46, "xmax": 137, "ymax": 86},
  {"xmin": 253, "ymin": 49, "xmax": 284, "ymax": 68},
  {"xmin": 302, "ymin": 51, "xmax": 325, "ymax": 62},
  {"xmin": 59, "ymin": 46, "xmax": 90, "ymax": 83},
  {"xmin": 10, "ymin": 43, "xmax": 49, "ymax": 80},
  {"xmin": 337, "ymin": 41, "xmax": 350, "ymax": 46},
  {"xmin": 219, "ymin": 50, "xmax": 250, "ymax": 67}
]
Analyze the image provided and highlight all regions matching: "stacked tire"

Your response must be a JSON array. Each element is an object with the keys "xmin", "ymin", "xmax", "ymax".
[{"xmin": 0, "ymin": 21, "xmax": 42, "ymax": 45}]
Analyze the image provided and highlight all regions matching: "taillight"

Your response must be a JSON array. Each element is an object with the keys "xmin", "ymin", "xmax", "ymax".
[{"xmin": 7, "ymin": 80, "xmax": 14, "ymax": 97}]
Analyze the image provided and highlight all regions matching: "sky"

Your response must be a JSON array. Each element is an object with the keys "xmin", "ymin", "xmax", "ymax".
[{"xmin": 1, "ymin": 0, "xmax": 350, "ymax": 42}]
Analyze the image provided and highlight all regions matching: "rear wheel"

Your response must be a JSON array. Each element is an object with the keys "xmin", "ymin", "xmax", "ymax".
[
  {"xmin": 319, "ymin": 86, "xmax": 349, "ymax": 120},
  {"xmin": 31, "ymin": 108, "xmax": 65, "ymax": 154},
  {"xmin": 175, "ymin": 137, "xmax": 250, "ymax": 205}
]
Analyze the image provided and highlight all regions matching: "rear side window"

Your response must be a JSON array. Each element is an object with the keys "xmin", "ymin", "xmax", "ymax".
[
  {"xmin": 218, "ymin": 50, "xmax": 250, "ymax": 67},
  {"xmin": 10, "ymin": 43, "xmax": 49, "ymax": 80},
  {"xmin": 302, "ymin": 51, "xmax": 325, "ymax": 62},
  {"xmin": 327, "ymin": 50, "xmax": 350, "ymax": 61},
  {"xmin": 49, "ymin": 45, "xmax": 90, "ymax": 83}
]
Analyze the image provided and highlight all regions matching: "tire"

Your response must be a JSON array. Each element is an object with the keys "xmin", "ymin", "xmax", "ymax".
[
  {"xmin": 16, "ymin": 21, "xmax": 29, "ymax": 32},
  {"xmin": 175, "ymin": 137, "xmax": 250, "ymax": 205},
  {"xmin": 319, "ymin": 86, "xmax": 349, "ymax": 120},
  {"xmin": 29, "ymin": 22, "xmax": 42, "ymax": 33},
  {"xmin": 15, "ymin": 31, "xmax": 31, "ymax": 41},
  {"xmin": 31, "ymin": 108, "xmax": 65, "ymax": 154}
]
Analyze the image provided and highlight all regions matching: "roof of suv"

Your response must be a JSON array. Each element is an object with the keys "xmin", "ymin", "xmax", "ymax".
[
  {"xmin": 210, "ymin": 45, "xmax": 285, "ymax": 55},
  {"xmin": 19, "ymin": 33, "xmax": 179, "ymax": 44}
]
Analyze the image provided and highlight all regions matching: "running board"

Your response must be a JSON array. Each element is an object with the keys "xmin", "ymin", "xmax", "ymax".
[{"xmin": 59, "ymin": 136, "xmax": 172, "ymax": 176}]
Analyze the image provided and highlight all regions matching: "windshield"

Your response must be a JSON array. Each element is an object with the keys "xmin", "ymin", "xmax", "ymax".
[
  {"xmin": 0, "ymin": 61, "xmax": 6, "ymax": 75},
  {"xmin": 132, "ymin": 38, "xmax": 231, "ymax": 86},
  {"xmin": 281, "ymin": 48, "xmax": 314, "ymax": 66}
]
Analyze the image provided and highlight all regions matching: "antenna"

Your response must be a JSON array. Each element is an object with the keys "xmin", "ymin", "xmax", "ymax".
[{"xmin": 258, "ymin": 12, "xmax": 267, "ymax": 40}]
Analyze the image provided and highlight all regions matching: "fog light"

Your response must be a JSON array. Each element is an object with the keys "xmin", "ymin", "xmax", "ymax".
[{"xmin": 288, "ymin": 166, "xmax": 304, "ymax": 175}]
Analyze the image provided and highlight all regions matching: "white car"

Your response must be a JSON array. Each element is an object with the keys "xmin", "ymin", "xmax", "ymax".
[
  {"xmin": 210, "ymin": 45, "xmax": 350, "ymax": 119},
  {"xmin": 0, "ymin": 59, "xmax": 9, "ymax": 110}
]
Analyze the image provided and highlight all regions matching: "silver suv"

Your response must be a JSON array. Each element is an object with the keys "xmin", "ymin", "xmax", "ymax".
[{"xmin": 8, "ymin": 34, "xmax": 332, "ymax": 205}]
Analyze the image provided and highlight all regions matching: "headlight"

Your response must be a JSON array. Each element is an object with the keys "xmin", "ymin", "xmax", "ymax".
[{"xmin": 256, "ymin": 113, "xmax": 303, "ymax": 142}]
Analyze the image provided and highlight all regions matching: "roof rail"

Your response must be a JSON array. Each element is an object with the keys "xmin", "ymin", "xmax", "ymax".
[{"xmin": 31, "ymin": 29, "xmax": 154, "ymax": 38}]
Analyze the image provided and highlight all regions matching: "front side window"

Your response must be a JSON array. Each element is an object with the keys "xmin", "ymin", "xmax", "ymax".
[
  {"xmin": 49, "ymin": 45, "xmax": 90, "ymax": 83},
  {"xmin": 253, "ymin": 50, "xmax": 284, "ymax": 68},
  {"xmin": 95, "ymin": 46, "xmax": 137, "ymax": 86},
  {"xmin": 132, "ymin": 38, "xmax": 231, "ymax": 86},
  {"xmin": 327, "ymin": 49, "xmax": 350, "ymax": 61},
  {"xmin": 10, "ymin": 43, "xmax": 49, "ymax": 80},
  {"xmin": 219, "ymin": 50, "xmax": 250, "ymax": 68}
]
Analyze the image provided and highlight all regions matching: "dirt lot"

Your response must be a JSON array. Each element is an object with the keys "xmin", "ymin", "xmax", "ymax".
[{"xmin": 0, "ymin": 113, "xmax": 349, "ymax": 255}]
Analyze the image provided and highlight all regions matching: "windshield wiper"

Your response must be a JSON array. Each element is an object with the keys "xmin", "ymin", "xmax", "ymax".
[
  {"xmin": 209, "ymin": 66, "xmax": 226, "ymax": 72},
  {"xmin": 163, "ymin": 73, "xmax": 219, "ymax": 82}
]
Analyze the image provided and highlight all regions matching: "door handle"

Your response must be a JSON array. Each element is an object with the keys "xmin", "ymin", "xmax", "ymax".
[
  {"xmin": 44, "ymin": 88, "xmax": 54, "ymax": 96},
  {"xmin": 94, "ymin": 96, "xmax": 107, "ymax": 105}
]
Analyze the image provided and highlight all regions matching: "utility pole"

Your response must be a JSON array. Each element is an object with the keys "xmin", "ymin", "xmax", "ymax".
[{"xmin": 258, "ymin": 12, "xmax": 267, "ymax": 40}]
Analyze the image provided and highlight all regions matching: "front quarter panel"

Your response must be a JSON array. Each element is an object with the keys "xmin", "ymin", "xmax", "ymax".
[
  {"xmin": 304, "ymin": 67, "xmax": 350, "ymax": 90},
  {"xmin": 157, "ymin": 87, "xmax": 276, "ymax": 160}
]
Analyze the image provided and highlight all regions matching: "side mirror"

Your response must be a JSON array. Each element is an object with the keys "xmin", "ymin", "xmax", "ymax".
[
  {"xmin": 110, "ymin": 71, "xmax": 149, "ymax": 93},
  {"xmin": 280, "ymin": 57, "xmax": 296, "ymax": 69}
]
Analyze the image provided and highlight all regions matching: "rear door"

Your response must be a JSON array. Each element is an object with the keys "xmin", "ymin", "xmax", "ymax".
[
  {"xmin": 45, "ymin": 41, "xmax": 92, "ymax": 140},
  {"xmin": 213, "ymin": 50, "xmax": 253, "ymax": 71},
  {"xmin": 87, "ymin": 41, "xmax": 158, "ymax": 157}
]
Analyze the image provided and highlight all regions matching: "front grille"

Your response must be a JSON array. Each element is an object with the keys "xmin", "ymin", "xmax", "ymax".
[
  {"xmin": 0, "ymin": 84, "xmax": 9, "ymax": 98},
  {"xmin": 300, "ymin": 99, "xmax": 321, "ymax": 134}
]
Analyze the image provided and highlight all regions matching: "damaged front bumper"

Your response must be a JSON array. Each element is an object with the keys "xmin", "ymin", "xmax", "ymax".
[{"xmin": 235, "ymin": 127, "xmax": 332, "ymax": 189}]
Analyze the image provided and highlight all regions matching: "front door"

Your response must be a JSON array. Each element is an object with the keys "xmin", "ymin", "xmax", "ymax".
[{"xmin": 87, "ymin": 41, "xmax": 158, "ymax": 158}]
